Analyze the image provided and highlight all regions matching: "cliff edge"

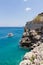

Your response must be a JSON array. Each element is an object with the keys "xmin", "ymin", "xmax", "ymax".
[{"xmin": 20, "ymin": 12, "xmax": 43, "ymax": 49}]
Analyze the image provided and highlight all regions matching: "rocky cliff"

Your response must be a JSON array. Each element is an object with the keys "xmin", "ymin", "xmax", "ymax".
[
  {"xmin": 19, "ymin": 43, "xmax": 43, "ymax": 65},
  {"xmin": 19, "ymin": 12, "xmax": 43, "ymax": 65},
  {"xmin": 20, "ymin": 12, "xmax": 43, "ymax": 49}
]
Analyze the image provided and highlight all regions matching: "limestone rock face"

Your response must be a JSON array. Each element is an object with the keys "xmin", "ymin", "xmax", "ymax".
[
  {"xmin": 19, "ymin": 43, "xmax": 43, "ymax": 65},
  {"xmin": 20, "ymin": 12, "xmax": 43, "ymax": 49},
  {"xmin": 19, "ymin": 60, "xmax": 32, "ymax": 65}
]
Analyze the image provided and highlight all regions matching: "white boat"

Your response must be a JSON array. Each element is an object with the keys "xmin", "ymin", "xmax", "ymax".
[{"xmin": 8, "ymin": 33, "xmax": 14, "ymax": 37}]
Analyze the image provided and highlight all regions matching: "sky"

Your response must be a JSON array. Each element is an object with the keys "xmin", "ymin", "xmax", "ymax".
[{"xmin": 0, "ymin": 0, "xmax": 43, "ymax": 27}]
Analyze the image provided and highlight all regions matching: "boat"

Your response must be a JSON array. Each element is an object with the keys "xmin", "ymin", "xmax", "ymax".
[{"xmin": 8, "ymin": 33, "xmax": 14, "ymax": 37}]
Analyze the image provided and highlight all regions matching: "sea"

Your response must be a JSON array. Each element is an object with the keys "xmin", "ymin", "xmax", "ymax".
[{"xmin": 0, "ymin": 27, "xmax": 29, "ymax": 65}]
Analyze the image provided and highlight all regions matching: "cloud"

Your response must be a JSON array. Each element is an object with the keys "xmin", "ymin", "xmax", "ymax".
[
  {"xmin": 25, "ymin": 7, "xmax": 32, "ymax": 12},
  {"xmin": 24, "ymin": 0, "xmax": 28, "ymax": 2}
]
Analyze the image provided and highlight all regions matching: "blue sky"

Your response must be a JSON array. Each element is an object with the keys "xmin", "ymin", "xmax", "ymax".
[{"xmin": 0, "ymin": 0, "xmax": 43, "ymax": 27}]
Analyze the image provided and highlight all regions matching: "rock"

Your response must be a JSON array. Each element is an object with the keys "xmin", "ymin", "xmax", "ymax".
[
  {"xmin": 21, "ymin": 37, "xmax": 31, "ymax": 43},
  {"xmin": 40, "ymin": 60, "xmax": 43, "ymax": 65},
  {"xmin": 22, "ymin": 32, "xmax": 30, "ymax": 38},
  {"xmin": 19, "ymin": 60, "xmax": 32, "ymax": 65},
  {"xmin": 24, "ymin": 27, "xmax": 29, "ymax": 32},
  {"xmin": 24, "ymin": 52, "xmax": 36, "ymax": 60},
  {"xmin": 20, "ymin": 37, "xmax": 32, "ymax": 47},
  {"xmin": 37, "ymin": 41, "xmax": 41, "ymax": 46},
  {"xmin": 33, "ymin": 44, "xmax": 37, "ymax": 48},
  {"xmin": 33, "ymin": 35, "xmax": 41, "ymax": 40},
  {"xmin": 19, "ymin": 43, "xmax": 43, "ymax": 65},
  {"xmin": 20, "ymin": 43, "xmax": 43, "ymax": 65},
  {"xmin": 19, "ymin": 12, "xmax": 43, "ymax": 65},
  {"xmin": 29, "ymin": 30, "xmax": 37, "ymax": 36},
  {"xmin": 23, "ymin": 32, "xmax": 27, "ymax": 37},
  {"xmin": 20, "ymin": 12, "xmax": 43, "ymax": 49},
  {"xmin": 34, "ymin": 59, "xmax": 40, "ymax": 65},
  {"xmin": 20, "ymin": 29, "xmax": 42, "ymax": 49},
  {"xmin": 41, "ymin": 37, "xmax": 43, "ymax": 42},
  {"xmin": 29, "ymin": 30, "xmax": 36, "ymax": 33}
]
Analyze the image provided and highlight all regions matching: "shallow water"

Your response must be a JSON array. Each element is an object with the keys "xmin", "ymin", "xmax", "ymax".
[{"xmin": 0, "ymin": 27, "xmax": 29, "ymax": 65}]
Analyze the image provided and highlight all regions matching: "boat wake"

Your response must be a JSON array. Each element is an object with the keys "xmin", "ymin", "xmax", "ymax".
[{"xmin": 0, "ymin": 36, "xmax": 8, "ymax": 39}]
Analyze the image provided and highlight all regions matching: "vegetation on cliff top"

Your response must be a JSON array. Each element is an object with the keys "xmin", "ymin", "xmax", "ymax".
[{"xmin": 33, "ymin": 13, "xmax": 43, "ymax": 23}]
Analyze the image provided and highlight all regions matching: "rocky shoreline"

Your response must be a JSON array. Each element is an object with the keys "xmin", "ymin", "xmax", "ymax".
[
  {"xmin": 20, "ymin": 29, "xmax": 43, "ymax": 49},
  {"xmin": 19, "ymin": 12, "xmax": 43, "ymax": 65},
  {"xmin": 19, "ymin": 43, "xmax": 43, "ymax": 65},
  {"xmin": 20, "ymin": 13, "xmax": 43, "ymax": 49}
]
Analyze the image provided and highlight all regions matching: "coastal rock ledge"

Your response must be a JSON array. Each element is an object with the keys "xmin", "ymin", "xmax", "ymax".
[
  {"xmin": 20, "ymin": 12, "xmax": 43, "ymax": 49},
  {"xmin": 19, "ymin": 43, "xmax": 43, "ymax": 65}
]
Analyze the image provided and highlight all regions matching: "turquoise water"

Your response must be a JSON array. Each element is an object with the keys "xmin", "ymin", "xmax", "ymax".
[{"xmin": 0, "ymin": 27, "xmax": 29, "ymax": 65}]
